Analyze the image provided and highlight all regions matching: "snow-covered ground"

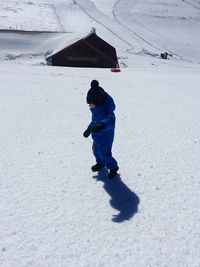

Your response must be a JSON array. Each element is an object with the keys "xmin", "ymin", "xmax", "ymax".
[
  {"xmin": 0, "ymin": 1, "xmax": 62, "ymax": 32},
  {"xmin": 0, "ymin": 0, "xmax": 200, "ymax": 266},
  {"xmin": 0, "ymin": 0, "xmax": 200, "ymax": 66},
  {"xmin": 1, "ymin": 62, "xmax": 200, "ymax": 267}
]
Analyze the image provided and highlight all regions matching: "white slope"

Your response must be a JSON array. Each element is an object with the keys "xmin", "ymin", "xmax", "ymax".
[
  {"xmin": 112, "ymin": 0, "xmax": 200, "ymax": 63},
  {"xmin": 0, "ymin": 0, "xmax": 200, "ymax": 66},
  {"xmin": 0, "ymin": 62, "xmax": 200, "ymax": 267},
  {"xmin": 0, "ymin": 1, "xmax": 62, "ymax": 32},
  {"xmin": 0, "ymin": 0, "xmax": 200, "ymax": 266}
]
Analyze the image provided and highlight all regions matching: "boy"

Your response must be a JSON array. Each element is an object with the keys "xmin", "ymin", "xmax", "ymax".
[{"xmin": 83, "ymin": 80, "xmax": 119, "ymax": 178}]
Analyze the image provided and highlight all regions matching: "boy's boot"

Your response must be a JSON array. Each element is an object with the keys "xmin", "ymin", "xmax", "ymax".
[
  {"xmin": 108, "ymin": 166, "xmax": 119, "ymax": 178},
  {"xmin": 91, "ymin": 163, "xmax": 105, "ymax": 172}
]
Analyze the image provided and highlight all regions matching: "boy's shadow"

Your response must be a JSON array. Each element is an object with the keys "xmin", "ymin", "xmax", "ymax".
[{"xmin": 93, "ymin": 169, "xmax": 140, "ymax": 223}]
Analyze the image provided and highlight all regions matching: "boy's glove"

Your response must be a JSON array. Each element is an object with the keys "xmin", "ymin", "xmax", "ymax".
[
  {"xmin": 83, "ymin": 129, "xmax": 91, "ymax": 138},
  {"xmin": 91, "ymin": 123, "xmax": 105, "ymax": 133}
]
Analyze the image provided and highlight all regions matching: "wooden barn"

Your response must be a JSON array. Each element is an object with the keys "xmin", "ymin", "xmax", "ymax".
[{"xmin": 46, "ymin": 31, "xmax": 118, "ymax": 68}]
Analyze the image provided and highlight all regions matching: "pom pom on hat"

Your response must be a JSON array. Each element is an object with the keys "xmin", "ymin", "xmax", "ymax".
[{"xmin": 87, "ymin": 80, "xmax": 106, "ymax": 106}]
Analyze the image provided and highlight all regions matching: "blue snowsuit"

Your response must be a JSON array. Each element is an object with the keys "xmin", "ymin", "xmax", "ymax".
[{"xmin": 87, "ymin": 93, "xmax": 118, "ymax": 170}]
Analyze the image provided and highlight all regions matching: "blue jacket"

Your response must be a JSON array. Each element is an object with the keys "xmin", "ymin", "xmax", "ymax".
[{"xmin": 87, "ymin": 93, "xmax": 116, "ymax": 147}]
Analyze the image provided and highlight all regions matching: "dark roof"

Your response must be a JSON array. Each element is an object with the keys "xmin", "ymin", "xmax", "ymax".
[{"xmin": 46, "ymin": 32, "xmax": 116, "ymax": 63}]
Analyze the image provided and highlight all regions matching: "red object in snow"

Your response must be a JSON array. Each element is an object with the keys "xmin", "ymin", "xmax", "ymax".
[{"xmin": 111, "ymin": 68, "xmax": 121, "ymax": 72}]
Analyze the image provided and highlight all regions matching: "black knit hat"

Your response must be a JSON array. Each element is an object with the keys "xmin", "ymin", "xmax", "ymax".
[
  {"xmin": 87, "ymin": 80, "xmax": 106, "ymax": 106},
  {"xmin": 91, "ymin": 80, "xmax": 99, "ymax": 88}
]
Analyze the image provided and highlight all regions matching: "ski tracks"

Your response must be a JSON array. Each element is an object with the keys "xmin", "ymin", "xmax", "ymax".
[
  {"xmin": 112, "ymin": 0, "xmax": 200, "ymax": 64},
  {"xmin": 51, "ymin": 0, "xmax": 200, "ymax": 65},
  {"xmin": 75, "ymin": 0, "xmax": 167, "ymax": 54},
  {"xmin": 75, "ymin": 0, "xmax": 134, "ymax": 50},
  {"xmin": 112, "ymin": 0, "xmax": 163, "ymax": 53},
  {"xmin": 182, "ymin": 0, "xmax": 200, "ymax": 10},
  {"xmin": 75, "ymin": 0, "xmax": 193, "ymax": 63},
  {"xmin": 50, "ymin": 4, "xmax": 66, "ymax": 32}
]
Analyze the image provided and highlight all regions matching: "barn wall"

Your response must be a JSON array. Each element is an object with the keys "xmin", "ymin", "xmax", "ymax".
[
  {"xmin": 86, "ymin": 34, "xmax": 118, "ymax": 64},
  {"xmin": 51, "ymin": 34, "xmax": 118, "ymax": 68},
  {"xmin": 51, "ymin": 40, "xmax": 118, "ymax": 68}
]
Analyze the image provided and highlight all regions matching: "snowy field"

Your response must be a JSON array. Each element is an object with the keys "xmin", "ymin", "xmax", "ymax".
[
  {"xmin": 0, "ymin": 1, "xmax": 62, "ymax": 32},
  {"xmin": 0, "ymin": 0, "xmax": 200, "ymax": 266},
  {"xmin": 0, "ymin": 62, "xmax": 200, "ymax": 266},
  {"xmin": 0, "ymin": 0, "xmax": 200, "ymax": 66}
]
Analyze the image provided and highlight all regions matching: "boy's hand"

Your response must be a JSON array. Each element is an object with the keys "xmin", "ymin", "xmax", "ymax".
[
  {"xmin": 91, "ymin": 123, "xmax": 105, "ymax": 133},
  {"xmin": 89, "ymin": 103, "xmax": 96, "ymax": 108},
  {"xmin": 83, "ymin": 129, "xmax": 91, "ymax": 138}
]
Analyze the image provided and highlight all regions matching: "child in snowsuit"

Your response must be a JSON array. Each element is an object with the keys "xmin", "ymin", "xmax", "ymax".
[{"xmin": 83, "ymin": 80, "xmax": 119, "ymax": 178}]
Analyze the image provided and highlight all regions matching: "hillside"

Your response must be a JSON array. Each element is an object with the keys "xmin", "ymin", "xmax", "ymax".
[
  {"xmin": 0, "ymin": 0, "xmax": 200, "ymax": 66},
  {"xmin": 0, "ymin": 1, "xmax": 200, "ymax": 267}
]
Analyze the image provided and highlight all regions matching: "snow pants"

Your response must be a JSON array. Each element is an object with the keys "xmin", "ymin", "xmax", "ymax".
[{"xmin": 92, "ymin": 142, "xmax": 118, "ymax": 170}]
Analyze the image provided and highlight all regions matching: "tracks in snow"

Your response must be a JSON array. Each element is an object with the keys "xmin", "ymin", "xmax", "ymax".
[
  {"xmin": 74, "ymin": 0, "xmax": 134, "ymax": 50},
  {"xmin": 181, "ymin": 0, "xmax": 200, "ymax": 10},
  {"xmin": 74, "ymin": 0, "xmax": 194, "ymax": 63},
  {"xmin": 74, "ymin": 0, "xmax": 170, "ymax": 54},
  {"xmin": 112, "ymin": 0, "xmax": 163, "ymax": 53},
  {"xmin": 112, "ymin": 0, "xmax": 200, "ymax": 64},
  {"xmin": 70, "ymin": 0, "xmax": 199, "ymax": 65},
  {"xmin": 51, "ymin": 4, "xmax": 66, "ymax": 32}
]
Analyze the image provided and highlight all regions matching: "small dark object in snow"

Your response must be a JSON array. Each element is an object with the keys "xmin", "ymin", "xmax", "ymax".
[
  {"xmin": 160, "ymin": 52, "xmax": 172, "ymax": 60},
  {"xmin": 161, "ymin": 52, "xmax": 168, "ymax": 59}
]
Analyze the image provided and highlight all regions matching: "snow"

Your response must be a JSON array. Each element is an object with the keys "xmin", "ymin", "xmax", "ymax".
[
  {"xmin": 0, "ymin": 0, "xmax": 200, "ymax": 266},
  {"xmin": 113, "ymin": 0, "xmax": 200, "ymax": 63},
  {"xmin": 0, "ymin": 1, "xmax": 61, "ymax": 32}
]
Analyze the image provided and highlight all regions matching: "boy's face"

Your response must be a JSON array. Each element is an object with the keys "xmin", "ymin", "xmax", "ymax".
[{"xmin": 89, "ymin": 103, "xmax": 96, "ymax": 108}]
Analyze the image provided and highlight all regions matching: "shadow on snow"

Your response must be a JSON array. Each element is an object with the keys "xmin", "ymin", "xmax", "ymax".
[{"xmin": 93, "ymin": 169, "xmax": 140, "ymax": 223}]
